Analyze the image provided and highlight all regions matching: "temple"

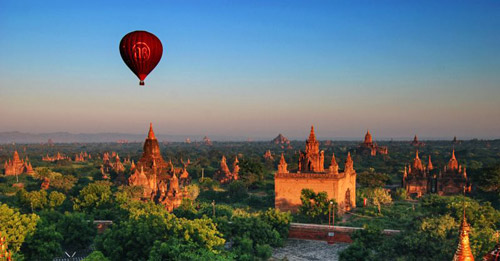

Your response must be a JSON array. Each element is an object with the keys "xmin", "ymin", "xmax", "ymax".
[
  {"xmin": 272, "ymin": 134, "xmax": 290, "ymax": 145},
  {"xmin": 127, "ymin": 123, "xmax": 190, "ymax": 211},
  {"xmin": 357, "ymin": 130, "xmax": 388, "ymax": 156},
  {"xmin": 74, "ymin": 152, "xmax": 90, "ymax": 162},
  {"xmin": 263, "ymin": 150, "xmax": 274, "ymax": 160},
  {"xmin": 42, "ymin": 152, "xmax": 70, "ymax": 162},
  {"xmin": 411, "ymin": 135, "xmax": 425, "ymax": 146},
  {"xmin": 274, "ymin": 126, "xmax": 356, "ymax": 213},
  {"xmin": 438, "ymin": 149, "xmax": 471, "ymax": 195},
  {"xmin": 402, "ymin": 149, "xmax": 471, "ymax": 197},
  {"xmin": 203, "ymin": 136, "xmax": 213, "ymax": 146},
  {"xmin": 214, "ymin": 155, "xmax": 239, "ymax": 184},
  {"xmin": 3, "ymin": 151, "xmax": 34, "ymax": 176}
]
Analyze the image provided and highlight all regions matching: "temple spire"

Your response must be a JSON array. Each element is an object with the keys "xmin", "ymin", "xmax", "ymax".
[
  {"xmin": 148, "ymin": 122, "xmax": 156, "ymax": 139},
  {"xmin": 452, "ymin": 149, "xmax": 456, "ymax": 160},
  {"xmin": 427, "ymin": 155, "xmax": 434, "ymax": 170},
  {"xmin": 308, "ymin": 125, "xmax": 316, "ymax": 141}
]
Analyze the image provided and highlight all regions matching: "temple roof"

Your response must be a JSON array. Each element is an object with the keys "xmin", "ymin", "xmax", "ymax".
[
  {"xmin": 308, "ymin": 125, "xmax": 316, "ymax": 142},
  {"xmin": 148, "ymin": 122, "xmax": 156, "ymax": 139}
]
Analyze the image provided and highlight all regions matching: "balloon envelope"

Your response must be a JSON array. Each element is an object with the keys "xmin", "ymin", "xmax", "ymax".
[{"xmin": 119, "ymin": 31, "xmax": 163, "ymax": 85}]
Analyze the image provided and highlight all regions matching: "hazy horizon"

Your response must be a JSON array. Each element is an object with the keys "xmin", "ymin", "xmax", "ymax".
[{"xmin": 1, "ymin": 1, "xmax": 499, "ymax": 139}]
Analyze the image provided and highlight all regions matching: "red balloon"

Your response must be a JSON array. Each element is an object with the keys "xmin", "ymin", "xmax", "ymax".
[{"xmin": 120, "ymin": 31, "xmax": 163, "ymax": 86}]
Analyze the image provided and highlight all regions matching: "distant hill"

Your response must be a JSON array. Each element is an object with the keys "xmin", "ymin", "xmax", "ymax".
[{"xmin": 0, "ymin": 131, "xmax": 255, "ymax": 144}]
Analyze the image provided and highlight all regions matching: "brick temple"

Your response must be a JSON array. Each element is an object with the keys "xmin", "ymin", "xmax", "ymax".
[
  {"xmin": 128, "ymin": 123, "xmax": 190, "ymax": 211},
  {"xmin": 402, "ymin": 149, "xmax": 471, "ymax": 197},
  {"xmin": 274, "ymin": 126, "xmax": 356, "ymax": 213}
]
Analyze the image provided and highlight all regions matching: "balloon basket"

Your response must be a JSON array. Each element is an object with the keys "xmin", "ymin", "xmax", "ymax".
[{"xmin": 139, "ymin": 81, "xmax": 145, "ymax": 86}]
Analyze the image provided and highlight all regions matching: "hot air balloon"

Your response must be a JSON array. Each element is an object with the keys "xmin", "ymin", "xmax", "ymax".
[{"xmin": 119, "ymin": 31, "xmax": 163, "ymax": 86}]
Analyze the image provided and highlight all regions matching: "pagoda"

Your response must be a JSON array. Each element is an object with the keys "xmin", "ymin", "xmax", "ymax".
[
  {"xmin": 402, "ymin": 149, "xmax": 471, "ymax": 197},
  {"xmin": 437, "ymin": 149, "xmax": 471, "ymax": 196},
  {"xmin": 3, "ymin": 151, "xmax": 34, "ymax": 176},
  {"xmin": 128, "ymin": 123, "xmax": 189, "ymax": 211},
  {"xmin": 357, "ymin": 130, "xmax": 388, "ymax": 156},
  {"xmin": 275, "ymin": 126, "xmax": 356, "ymax": 213},
  {"xmin": 214, "ymin": 155, "xmax": 239, "ymax": 184}
]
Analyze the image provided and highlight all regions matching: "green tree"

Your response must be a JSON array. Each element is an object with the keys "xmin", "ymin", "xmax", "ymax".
[
  {"xmin": 73, "ymin": 181, "xmax": 113, "ymax": 214},
  {"xmin": 298, "ymin": 189, "xmax": 337, "ymax": 223},
  {"xmin": 95, "ymin": 208, "xmax": 225, "ymax": 261},
  {"xmin": 18, "ymin": 189, "xmax": 48, "ymax": 211},
  {"xmin": 83, "ymin": 251, "xmax": 109, "ymax": 261},
  {"xmin": 357, "ymin": 169, "xmax": 390, "ymax": 188},
  {"xmin": 476, "ymin": 163, "xmax": 500, "ymax": 196},
  {"xmin": 56, "ymin": 212, "xmax": 97, "ymax": 251},
  {"xmin": 50, "ymin": 174, "xmax": 77, "ymax": 193},
  {"xmin": 228, "ymin": 180, "xmax": 249, "ymax": 202},
  {"xmin": 21, "ymin": 222, "xmax": 63, "ymax": 261},
  {"xmin": 365, "ymin": 188, "xmax": 392, "ymax": 214},
  {"xmin": 48, "ymin": 191, "xmax": 66, "ymax": 209},
  {"xmin": 0, "ymin": 204, "xmax": 39, "ymax": 252}
]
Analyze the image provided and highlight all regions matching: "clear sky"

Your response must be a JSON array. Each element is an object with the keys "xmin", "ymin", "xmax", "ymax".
[{"xmin": 0, "ymin": 0, "xmax": 499, "ymax": 140}]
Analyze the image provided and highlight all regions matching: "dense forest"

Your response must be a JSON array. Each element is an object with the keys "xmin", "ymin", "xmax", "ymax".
[{"xmin": 1, "ymin": 138, "xmax": 499, "ymax": 260}]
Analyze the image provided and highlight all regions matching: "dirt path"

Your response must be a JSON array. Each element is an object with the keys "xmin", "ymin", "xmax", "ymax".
[{"xmin": 272, "ymin": 239, "xmax": 349, "ymax": 261}]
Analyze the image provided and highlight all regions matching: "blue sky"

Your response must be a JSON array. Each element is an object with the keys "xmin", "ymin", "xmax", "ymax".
[{"xmin": 0, "ymin": 1, "xmax": 499, "ymax": 139}]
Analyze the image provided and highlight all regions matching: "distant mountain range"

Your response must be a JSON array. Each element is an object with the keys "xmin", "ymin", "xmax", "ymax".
[
  {"xmin": 0, "ymin": 131, "xmax": 490, "ymax": 144},
  {"xmin": 0, "ymin": 131, "xmax": 203, "ymax": 144}
]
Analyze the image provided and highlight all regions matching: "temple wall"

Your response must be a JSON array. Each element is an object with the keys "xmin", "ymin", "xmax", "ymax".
[{"xmin": 275, "ymin": 172, "xmax": 356, "ymax": 213}]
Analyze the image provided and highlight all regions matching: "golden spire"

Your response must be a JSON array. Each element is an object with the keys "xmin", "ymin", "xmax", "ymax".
[
  {"xmin": 453, "ymin": 207, "xmax": 474, "ymax": 261},
  {"xmin": 148, "ymin": 122, "xmax": 156, "ymax": 139},
  {"xmin": 331, "ymin": 152, "xmax": 338, "ymax": 166},
  {"xmin": 452, "ymin": 149, "xmax": 456, "ymax": 160},
  {"xmin": 308, "ymin": 125, "xmax": 316, "ymax": 141}
]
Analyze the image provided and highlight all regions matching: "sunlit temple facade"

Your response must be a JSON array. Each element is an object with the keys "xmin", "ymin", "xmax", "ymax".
[{"xmin": 275, "ymin": 126, "xmax": 356, "ymax": 213}]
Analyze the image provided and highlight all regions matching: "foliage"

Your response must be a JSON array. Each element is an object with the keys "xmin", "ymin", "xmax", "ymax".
[
  {"xmin": 0, "ymin": 204, "xmax": 39, "ymax": 252},
  {"xmin": 199, "ymin": 177, "xmax": 218, "ymax": 191},
  {"xmin": 340, "ymin": 195, "xmax": 500, "ymax": 260},
  {"xmin": 298, "ymin": 188, "xmax": 337, "ymax": 223},
  {"xmin": 73, "ymin": 181, "xmax": 114, "ymax": 216},
  {"xmin": 21, "ymin": 221, "xmax": 63, "ymax": 261},
  {"xmin": 50, "ymin": 174, "xmax": 78, "ymax": 193},
  {"xmin": 359, "ymin": 188, "xmax": 392, "ymax": 214},
  {"xmin": 95, "ymin": 203, "xmax": 225, "ymax": 261},
  {"xmin": 392, "ymin": 188, "xmax": 408, "ymax": 201},
  {"xmin": 238, "ymin": 158, "xmax": 266, "ymax": 189},
  {"xmin": 260, "ymin": 208, "xmax": 292, "ymax": 240},
  {"xmin": 227, "ymin": 180, "xmax": 249, "ymax": 202},
  {"xmin": 357, "ymin": 169, "xmax": 390, "ymax": 188},
  {"xmin": 475, "ymin": 163, "xmax": 500, "ymax": 197},
  {"xmin": 56, "ymin": 212, "xmax": 97, "ymax": 250},
  {"xmin": 83, "ymin": 251, "xmax": 110, "ymax": 261}
]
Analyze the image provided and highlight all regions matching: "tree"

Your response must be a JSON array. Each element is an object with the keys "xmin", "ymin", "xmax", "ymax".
[
  {"xmin": 21, "ymin": 222, "xmax": 63, "ymax": 261},
  {"xmin": 50, "ymin": 174, "xmax": 77, "ymax": 193},
  {"xmin": 365, "ymin": 188, "xmax": 392, "ymax": 214},
  {"xmin": 357, "ymin": 169, "xmax": 390, "ymax": 188},
  {"xmin": 48, "ymin": 191, "xmax": 66, "ymax": 209},
  {"xmin": 227, "ymin": 180, "xmax": 248, "ymax": 202},
  {"xmin": 95, "ymin": 208, "xmax": 225, "ymax": 260},
  {"xmin": 73, "ymin": 181, "xmax": 114, "ymax": 214},
  {"xmin": 56, "ymin": 212, "xmax": 97, "ymax": 251},
  {"xmin": 239, "ymin": 158, "xmax": 266, "ymax": 188},
  {"xmin": 83, "ymin": 251, "xmax": 109, "ymax": 261},
  {"xmin": 0, "ymin": 204, "xmax": 39, "ymax": 252},
  {"xmin": 298, "ymin": 189, "xmax": 337, "ymax": 223},
  {"xmin": 476, "ymin": 163, "xmax": 500, "ymax": 196}
]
